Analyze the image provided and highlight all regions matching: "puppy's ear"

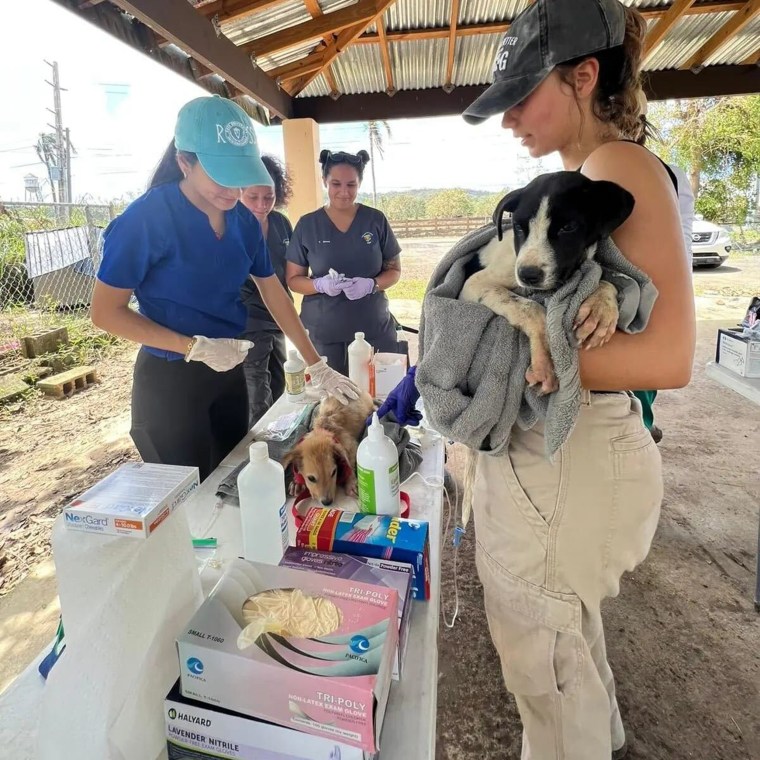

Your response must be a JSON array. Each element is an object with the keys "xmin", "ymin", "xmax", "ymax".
[
  {"xmin": 493, "ymin": 188, "xmax": 523, "ymax": 241},
  {"xmin": 585, "ymin": 180, "xmax": 635, "ymax": 238},
  {"xmin": 332, "ymin": 440, "xmax": 352, "ymax": 478},
  {"xmin": 282, "ymin": 447, "xmax": 302, "ymax": 473}
]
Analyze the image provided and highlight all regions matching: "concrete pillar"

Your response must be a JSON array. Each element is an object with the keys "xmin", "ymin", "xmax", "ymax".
[{"xmin": 282, "ymin": 118, "xmax": 323, "ymax": 225}]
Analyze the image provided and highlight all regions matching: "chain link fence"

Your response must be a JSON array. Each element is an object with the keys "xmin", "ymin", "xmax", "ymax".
[{"xmin": 0, "ymin": 201, "xmax": 119, "ymax": 366}]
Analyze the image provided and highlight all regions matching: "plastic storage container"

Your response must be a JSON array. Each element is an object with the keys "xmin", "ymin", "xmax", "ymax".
[
  {"xmin": 356, "ymin": 413, "xmax": 400, "ymax": 515},
  {"xmin": 237, "ymin": 442, "xmax": 289, "ymax": 564},
  {"xmin": 348, "ymin": 332, "xmax": 373, "ymax": 393}
]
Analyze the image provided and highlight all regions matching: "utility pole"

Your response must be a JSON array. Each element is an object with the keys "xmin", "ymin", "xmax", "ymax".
[{"xmin": 44, "ymin": 60, "xmax": 71, "ymax": 220}]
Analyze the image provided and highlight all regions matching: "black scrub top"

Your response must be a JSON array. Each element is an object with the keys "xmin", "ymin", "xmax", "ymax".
[
  {"xmin": 285, "ymin": 204, "xmax": 401, "ymax": 344},
  {"xmin": 240, "ymin": 210, "xmax": 293, "ymax": 333}
]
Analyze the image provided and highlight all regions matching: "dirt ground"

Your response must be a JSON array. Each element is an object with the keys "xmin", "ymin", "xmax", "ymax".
[{"xmin": 0, "ymin": 242, "xmax": 759, "ymax": 758}]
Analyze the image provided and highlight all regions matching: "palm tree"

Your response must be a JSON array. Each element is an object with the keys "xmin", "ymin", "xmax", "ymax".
[{"xmin": 366, "ymin": 120, "xmax": 392, "ymax": 207}]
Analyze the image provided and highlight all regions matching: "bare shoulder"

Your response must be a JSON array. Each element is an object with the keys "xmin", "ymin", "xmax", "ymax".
[{"xmin": 581, "ymin": 141, "xmax": 674, "ymax": 199}]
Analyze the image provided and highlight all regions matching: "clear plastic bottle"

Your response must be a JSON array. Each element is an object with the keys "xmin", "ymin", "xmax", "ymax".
[
  {"xmin": 356, "ymin": 413, "xmax": 400, "ymax": 516},
  {"xmin": 284, "ymin": 350, "xmax": 306, "ymax": 402},
  {"xmin": 348, "ymin": 332, "xmax": 373, "ymax": 394},
  {"xmin": 237, "ymin": 442, "xmax": 289, "ymax": 564}
]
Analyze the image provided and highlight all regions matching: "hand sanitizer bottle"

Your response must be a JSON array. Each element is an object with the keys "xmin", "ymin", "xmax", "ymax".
[
  {"xmin": 237, "ymin": 442, "xmax": 288, "ymax": 564},
  {"xmin": 356, "ymin": 412, "xmax": 400, "ymax": 515}
]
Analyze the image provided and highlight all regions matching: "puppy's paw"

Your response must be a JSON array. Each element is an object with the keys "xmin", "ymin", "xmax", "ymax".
[
  {"xmin": 574, "ymin": 284, "xmax": 618, "ymax": 349},
  {"xmin": 345, "ymin": 479, "xmax": 358, "ymax": 498},
  {"xmin": 525, "ymin": 355, "xmax": 558, "ymax": 396}
]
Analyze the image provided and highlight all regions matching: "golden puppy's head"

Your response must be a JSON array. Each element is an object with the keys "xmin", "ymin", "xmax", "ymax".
[{"xmin": 283, "ymin": 428, "xmax": 352, "ymax": 507}]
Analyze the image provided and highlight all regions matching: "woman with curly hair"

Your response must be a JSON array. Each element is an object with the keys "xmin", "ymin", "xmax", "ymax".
[{"xmin": 239, "ymin": 155, "xmax": 296, "ymax": 424}]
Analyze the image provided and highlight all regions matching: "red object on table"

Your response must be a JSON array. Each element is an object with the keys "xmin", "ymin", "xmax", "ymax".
[{"xmin": 293, "ymin": 490, "xmax": 410, "ymax": 528}]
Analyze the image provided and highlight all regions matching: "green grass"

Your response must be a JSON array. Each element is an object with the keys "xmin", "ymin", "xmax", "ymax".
[{"xmin": 388, "ymin": 279, "xmax": 427, "ymax": 302}]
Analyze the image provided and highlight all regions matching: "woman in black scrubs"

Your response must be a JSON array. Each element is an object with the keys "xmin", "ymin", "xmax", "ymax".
[
  {"xmin": 239, "ymin": 155, "xmax": 293, "ymax": 424},
  {"xmin": 285, "ymin": 150, "xmax": 402, "ymax": 375}
]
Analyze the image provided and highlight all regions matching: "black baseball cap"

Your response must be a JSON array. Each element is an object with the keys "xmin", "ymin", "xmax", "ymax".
[{"xmin": 463, "ymin": 0, "xmax": 626, "ymax": 125}]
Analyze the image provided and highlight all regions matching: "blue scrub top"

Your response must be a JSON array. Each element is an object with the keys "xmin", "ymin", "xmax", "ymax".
[
  {"xmin": 98, "ymin": 182, "xmax": 275, "ymax": 360},
  {"xmin": 286, "ymin": 204, "xmax": 401, "ymax": 344}
]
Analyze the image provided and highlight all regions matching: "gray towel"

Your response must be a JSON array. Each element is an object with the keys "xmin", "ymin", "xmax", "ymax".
[{"xmin": 417, "ymin": 223, "xmax": 658, "ymax": 459}]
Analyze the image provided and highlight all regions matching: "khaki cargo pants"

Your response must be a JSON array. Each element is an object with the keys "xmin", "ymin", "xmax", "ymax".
[{"xmin": 472, "ymin": 391, "xmax": 663, "ymax": 760}]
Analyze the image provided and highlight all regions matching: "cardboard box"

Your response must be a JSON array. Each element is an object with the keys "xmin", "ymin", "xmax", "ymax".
[
  {"xmin": 370, "ymin": 353, "xmax": 407, "ymax": 399},
  {"xmin": 716, "ymin": 328, "xmax": 760, "ymax": 378},
  {"xmin": 63, "ymin": 463, "xmax": 199, "ymax": 538},
  {"xmin": 279, "ymin": 548, "xmax": 413, "ymax": 680},
  {"xmin": 165, "ymin": 680, "xmax": 374, "ymax": 760},
  {"xmin": 177, "ymin": 559, "xmax": 397, "ymax": 754},
  {"xmin": 296, "ymin": 508, "xmax": 431, "ymax": 601}
]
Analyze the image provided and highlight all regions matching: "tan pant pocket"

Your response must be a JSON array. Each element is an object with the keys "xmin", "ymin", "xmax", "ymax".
[{"xmin": 476, "ymin": 547, "xmax": 583, "ymax": 698}]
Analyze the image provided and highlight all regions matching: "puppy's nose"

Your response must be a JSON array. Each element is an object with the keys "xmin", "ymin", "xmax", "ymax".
[
  {"xmin": 518, "ymin": 266, "xmax": 544, "ymax": 286},
  {"xmin": 321, "ymin": 498, "xmax": 333, "ymax": 506}
]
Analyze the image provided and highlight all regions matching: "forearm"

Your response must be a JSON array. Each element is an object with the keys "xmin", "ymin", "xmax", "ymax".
[
  {"xmin": 579, "ymin": 313, "xmax": 694, "ymax": 390},
  {"xmin": 257, "ymin": 279, "xmax": 320, "ymax": 365},
  {"xmin": 92, "ymin": 305, "xmax": 190, "ymax": 355},
  {"xmin": 287, "ymin": 274, "xmax": 319, "ymax": 295},
  {"xmin": 374, "ymin": 268, "xmax": 400, "ymax": 291}
]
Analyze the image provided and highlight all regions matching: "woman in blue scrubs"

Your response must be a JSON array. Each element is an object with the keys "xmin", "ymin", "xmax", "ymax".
[
  {"xmin": 285, "ymin": 150, "xmax": 402, "ymax": 375},
  {"xmin": 91, "ymin": 96, "xmax": 357, "ymax": 479}
]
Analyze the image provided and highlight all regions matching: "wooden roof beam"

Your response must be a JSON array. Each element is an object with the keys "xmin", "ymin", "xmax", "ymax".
[
  {"xmin": 194, "ymin": 0, "xmax": 290, "ymax": 24},
  {"xmin": 644, "ymin": 0, "xmax": 698, "ymax": 59},
  {"xmin": 267, "ymin": 49, "xmax": 327, "ymax": 82},
  {"xmin": 108, "ymin": 0, "xmax": 292, "ymax": 117},
  {"xmin": 683, "ymin": 0, "xmax": 760, "ymax": 71},
  {"xmin": 376, "ymin": 18, "xmax": 396, "ymax": 95},
  {"xmin": 243, "ymin": 0, "xmax": 379, "ymax": 58},
  {"xmin": 444, "ymin": 0, "xmax": 461, "ymax": 92},
  {"xmin": 289, "ymin": 0, "xmax": 397, "ymax": 96}
]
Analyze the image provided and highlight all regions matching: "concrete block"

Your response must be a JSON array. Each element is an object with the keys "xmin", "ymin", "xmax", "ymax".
[
  {"xmin": 37, "ymin": 365, "xmax": 98, "ymax": 398},
  {"xmin": 21, "ymin": 328, "xmax": 69, "ymax": 359}
]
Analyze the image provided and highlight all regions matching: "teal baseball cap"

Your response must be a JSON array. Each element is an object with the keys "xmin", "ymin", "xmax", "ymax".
[{"xmin": 174, "ymin": 95, "xmax": 273, "ymax": 188}]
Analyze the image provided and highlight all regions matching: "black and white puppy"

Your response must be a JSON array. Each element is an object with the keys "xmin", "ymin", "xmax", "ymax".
[{"xmin": 460, "ymin": 171, "xmax": 635, "ymax": 394}]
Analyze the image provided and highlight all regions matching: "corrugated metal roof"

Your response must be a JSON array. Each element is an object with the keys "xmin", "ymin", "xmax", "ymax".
[
  {"xmin": 385, "ymin": 0, "xmax": 449, "ymax": 31},
  {"xmin": 202, "ymin": 0, "xmax": 760, "ymax": 102},
  {"xmin": 460, "ymin": 0, "xmax": 527, "ymax": 25},
  {"xmin": 453, "ymin": 32, "xmax": 503, "ymax": 86},
  {"xmin": 331, "ymin": 44, "xmax": 388, "ymax": 94},
  {"xmin": 221, "ymin": 0, "xmax": 358, "ymax": 47}
]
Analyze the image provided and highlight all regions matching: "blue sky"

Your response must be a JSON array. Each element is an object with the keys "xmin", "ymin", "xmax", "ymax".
[{"xmin": 0, "ymin": 0, "xmax": 560, "ymax": 203}]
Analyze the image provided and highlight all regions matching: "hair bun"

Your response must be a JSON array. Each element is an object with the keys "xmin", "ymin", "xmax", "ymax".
[
  {"xmin": 319, "ymin": 149, "xmax": 331, "ymax": 165},
  {"xmin": 357, "ymin": 149, "xmax": 370, "ymax": 165}
]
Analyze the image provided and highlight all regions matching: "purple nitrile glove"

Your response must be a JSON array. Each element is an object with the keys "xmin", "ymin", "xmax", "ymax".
[
  {"xmin": 371, "ymin": 365, "xmax": 422, "ymax": 427},
  {"xmin": 313, "ymin": 274, "xmax": 346, "ymax": 297},
  {"xmin": 342, "ymin": 277, "xmax": 375, "ymax": 301}
]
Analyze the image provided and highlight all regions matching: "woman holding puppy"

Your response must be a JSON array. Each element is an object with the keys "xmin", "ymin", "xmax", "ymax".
[
  {"xmin": 91, "ymin": 96, "xmax": 357, "ymax": 480},
  {"xmin": 459, "ymin": 1, "xmax": 695, "ymax": 758},
  {"xmin": 285, "ymin": 149, "xmax": 402, "ymax": 375}
]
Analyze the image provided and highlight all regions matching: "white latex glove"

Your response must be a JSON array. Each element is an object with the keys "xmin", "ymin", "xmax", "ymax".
[
  {"xmin": 307, "ymin": 359, "xmax": 360, "ymax": 405},
  {"xmin": 184, "ymin": 336, "xmax": 254, "ymax": 372}
]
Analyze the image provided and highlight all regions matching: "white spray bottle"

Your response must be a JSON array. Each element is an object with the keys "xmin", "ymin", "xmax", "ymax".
[{"xmin": 356, "ymin": 413, "xmax": 400, "ymax": 516}]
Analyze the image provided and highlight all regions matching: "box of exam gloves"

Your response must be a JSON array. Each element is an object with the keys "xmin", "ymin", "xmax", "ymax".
[
  {"xmin": 279, "ymin": 548, "xmax": 413, "ymax": 680},
  {"xmin": 176, "ymin": 559, "xmax": 397, "ymax": 754},
  {"xmin": 165, "ymin": 680, "xmax": 375, "ymax": 760},
  {"xmin": 62, "ymin": 463, "xmax": 199, "ymax": 538},
  {"xmin": 295, "ymin": 508, "xmax": 431, "ymax": 601},
  {"xmin": 715, "ymin": 328, "xmax": 760, "ymax": 378}
]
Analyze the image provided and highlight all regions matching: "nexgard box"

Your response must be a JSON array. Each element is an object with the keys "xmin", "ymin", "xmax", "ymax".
[
  {"xmin": 295, "ymin": 509, "xmax": 431, "ymax": 600},
  {"xmin": 176, "ymin": 559, "xmax": 397, "ymax": 754}
]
